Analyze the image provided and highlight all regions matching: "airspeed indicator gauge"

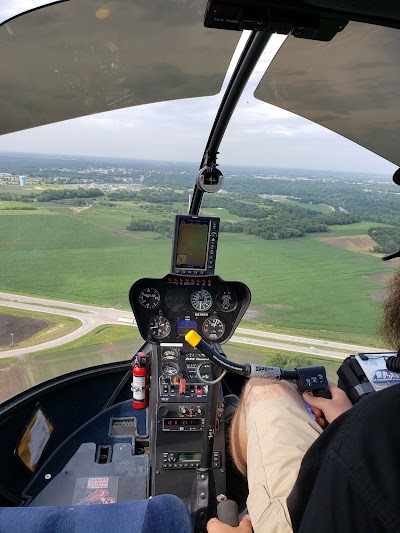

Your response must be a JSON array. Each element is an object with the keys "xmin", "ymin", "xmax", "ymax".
[
  {"xmin": 191, "ymin": 290, "xmax": 213, "ymax": 311},
  {"xmin": 202, "ymin": 317, "xmax": 225, "ymax": 341},
  {"xmin": 148, "ymin": 315, "xmax": 171, "ymax": 339},
  {"xmin": 139, "ymin": 288, "xmax": 161, "ymax": 309}
]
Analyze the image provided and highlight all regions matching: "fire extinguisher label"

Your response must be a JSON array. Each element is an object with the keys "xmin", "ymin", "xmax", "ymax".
[{"xmin": 132, "ymin": 375, "xmax": 145, "ymax": 401}]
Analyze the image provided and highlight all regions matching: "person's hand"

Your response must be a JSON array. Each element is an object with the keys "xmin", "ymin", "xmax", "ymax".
[
  {"xmin": 207, "ymin": 514, "xmax": 252, "ymax": 532},
  {"xmin": 303, "ymin": 384, "xmax": 352, "ymax": 429}
]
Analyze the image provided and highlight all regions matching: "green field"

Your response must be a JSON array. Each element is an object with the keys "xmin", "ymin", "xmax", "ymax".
[
  {"xmin": 26, "ymin": 336, "xmax": 143, "ymax": 387},
  {"xmin": 0, "ymin": 205, "xmax": 395, "ymax": 342},
  {"xmin": 283, "ymin": 199, "xmax": 334, "ymax": 214},
  {"xmin": 32, "ymin": 324, "xmax": 141, "ymax": 356},
  {"xmin": 0, "ymin": 306, "xmax": 80, "ymax": 350}
]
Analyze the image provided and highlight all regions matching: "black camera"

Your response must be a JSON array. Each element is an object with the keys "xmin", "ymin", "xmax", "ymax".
[{"xmin": 337, "ymin": 352, "xmax": 400, "ymax": 404}]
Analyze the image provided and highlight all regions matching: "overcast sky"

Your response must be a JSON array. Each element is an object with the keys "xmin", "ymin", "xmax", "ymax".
[{"xmin": 0, "ymin": 1, "xmax": 397, "ymax": 175}]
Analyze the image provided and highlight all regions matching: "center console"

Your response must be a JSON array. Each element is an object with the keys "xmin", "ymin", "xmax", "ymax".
[
  {"xmin": 147, "ymin": 343, "xmax": 226, "ymax": 498},
  {"xmin": 128, "ymin": 215, "xmax": 251, "ymax": 500}
]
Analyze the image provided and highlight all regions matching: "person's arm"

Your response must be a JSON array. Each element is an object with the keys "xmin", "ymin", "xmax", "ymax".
[
  {"xmin": 207, "ymin": 515, "xmax": 252, "ymax": 532},
  {"xmin": 303, "ymin": 384, "xmax": 352, "ymax": 428}
]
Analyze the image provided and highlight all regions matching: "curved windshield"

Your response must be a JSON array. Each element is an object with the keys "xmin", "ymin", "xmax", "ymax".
[
  {"xmin": 0, "ymin": 4, "xmax": 399, "ymax": 404},
  {"xmin": 0, "ymin": 0, "xmax": 239, "ymax": 136},
  {"xmin": 255, "ymin": 21, "xmax": 400, "ymax": 166},
  {"xmin": 0, "ymin": 1, "xmax": 61, "ymax": 24}
]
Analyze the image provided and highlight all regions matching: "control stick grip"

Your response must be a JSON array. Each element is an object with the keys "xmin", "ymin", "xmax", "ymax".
[
  {"xmin": 217, "ymin": 500, "xmax": 239, "ymax": 527},
  {"xmin": 313, "ymin": 388, "xmax": 332, "ymax": 399}
]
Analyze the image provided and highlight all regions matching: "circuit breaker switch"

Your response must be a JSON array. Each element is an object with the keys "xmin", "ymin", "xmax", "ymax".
[{"xmin": 179, "ymin": 378, "xmax": 187, "ymax": 395}]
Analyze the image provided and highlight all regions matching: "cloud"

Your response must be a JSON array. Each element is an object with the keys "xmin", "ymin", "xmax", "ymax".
[{"xmin": 0, "ymin": 0, "xmax": 56, "ymax": 24}]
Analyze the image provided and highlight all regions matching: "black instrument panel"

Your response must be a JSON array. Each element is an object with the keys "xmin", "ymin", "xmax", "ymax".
[{"xmin": 129, "ymin": 274, "xmax": 251, "ymax": 344}]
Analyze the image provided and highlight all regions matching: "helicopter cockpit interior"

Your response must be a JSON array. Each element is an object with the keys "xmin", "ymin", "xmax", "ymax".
[{"xmin": 1, "ymin": 1, "xmax": 400, "ymax": 532}]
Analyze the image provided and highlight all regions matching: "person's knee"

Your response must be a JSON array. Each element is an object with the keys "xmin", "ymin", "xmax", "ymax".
[{"xmin": 229, "ymin": 378, "xmax": 300, "ymax": 476}]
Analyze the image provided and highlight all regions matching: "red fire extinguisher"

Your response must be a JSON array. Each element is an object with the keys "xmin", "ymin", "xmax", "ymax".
[{"xmin": 132, "ymin": 352, "xmax": 148, "ymax": 410}]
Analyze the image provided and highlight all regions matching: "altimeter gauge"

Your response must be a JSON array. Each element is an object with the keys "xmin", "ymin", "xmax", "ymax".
[
  {"xmin": 191, "ymin": 290, "xmax": 213, "ymax": 311},
  {"xmin": 139, "ymin": 288, "xmax": 161, "ymax": 309},
  {"xmin": 202, "ymin": 317, "xmax": 225, "ymax": 341},
  {"xmin": 148, "ymin": 315, "xmax": 171, "ymax": 339}
]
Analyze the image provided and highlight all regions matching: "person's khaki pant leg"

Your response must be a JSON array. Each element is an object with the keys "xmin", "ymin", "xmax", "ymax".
[{"xmin": 246, "ymin": 396, "xmax": 322, "ymax": 532}]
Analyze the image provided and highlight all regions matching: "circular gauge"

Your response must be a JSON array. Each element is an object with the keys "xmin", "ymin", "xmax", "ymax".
[
  {"xmin": 139, "ymin": 288, "xmax": 161, "ymax": 309},
  {"xmin": 191, "ymin": 290, "xmax": 213, "ymax": 312},
  {"xmin": 165, "ymin": 288, "xmax": 188, "ymax": 311},
  {"xmin": 162, "ymin": 348, "xmax": 179, "ymax": 360},
  {"xmin": 148, "ymin": 315, "xmax": 171, "ymax": 339},
  {"xmin": 162, "ymin": 362, "xmax": 179, "ymax": 377},
  {"xmin": 216, "ymin": 288, "xmax": 238, "ymax": 313},
  {"xmin": 197, "ymin": 362, "xmax": 212, "ymax": 380},
  {"xmin": 202, "ymin": 317, "xmax": 225, "ymax": 341}
]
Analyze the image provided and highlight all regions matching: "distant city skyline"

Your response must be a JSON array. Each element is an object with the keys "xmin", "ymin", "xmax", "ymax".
[{"xmin": 0, "ymin": 1, "xmax": 397, "ymax": 176}]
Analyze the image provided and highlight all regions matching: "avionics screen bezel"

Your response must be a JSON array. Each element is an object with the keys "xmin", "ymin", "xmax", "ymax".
[{"xmin": 171, "ymin": 215, "xmax": 219, "ymax": 276}]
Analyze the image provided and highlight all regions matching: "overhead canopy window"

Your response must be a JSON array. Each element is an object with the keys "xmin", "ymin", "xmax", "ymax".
[
  {"xmin": 254, "ymin": 21, "xmax": 400, "ymax": 166},
  {"xmin": 0, "ymin": 0, "xmax": 240, "ymax": 136}
]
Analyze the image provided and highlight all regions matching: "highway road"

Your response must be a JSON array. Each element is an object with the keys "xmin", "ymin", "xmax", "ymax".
[{"xmin": 0, "ymin": 291, "xmax": 387, "ymax": 360}]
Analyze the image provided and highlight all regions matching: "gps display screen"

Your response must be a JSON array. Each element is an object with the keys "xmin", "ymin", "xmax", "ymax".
[{"xmin": 175, "ymin": 218, "xmax": 209, "ymax": 270}]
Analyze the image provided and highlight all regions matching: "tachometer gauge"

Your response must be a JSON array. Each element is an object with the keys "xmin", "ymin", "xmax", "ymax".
[
  {"xmin": 162, "ymin": 362, "xmax": 179, "ymax": 377},
  {"xmin": 202, "ymin": 317, "xmax": 225, "ymax": 341},
  {"xmin": 216, "ymin": 288, "xmax": 238, "ymax": 312},
  {"xmin": 162, "ymin": 348, "xmax": 179, "ymax": 360},
  {"xmin": 191, "ymin": 290, "xmax": 213, "ymax": 311},
  {"xmin": 139, "ymin": 288, "xmax": 161, "ymax": 309},
  {"xmin": 148, "ymin": 315, "xmax": 171, "ymax": 339}
]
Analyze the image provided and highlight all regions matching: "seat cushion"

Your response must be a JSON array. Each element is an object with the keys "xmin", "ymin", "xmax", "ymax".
[{"xmin": 0, "ymin": 495, "xmax": 193, "ymax": 533}]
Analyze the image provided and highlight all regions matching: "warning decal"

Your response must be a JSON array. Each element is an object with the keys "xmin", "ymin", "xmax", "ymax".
[
  {"xmin": 72, "ymin": 477, "xmax": 119, "ymax": 505},
  {"xmin": 87, "ymin": 477, "xmax": 109, "ymax": 489}
]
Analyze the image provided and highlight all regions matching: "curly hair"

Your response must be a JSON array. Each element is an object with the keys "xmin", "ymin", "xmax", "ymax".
[{"xmin": 381, "ymin": 269, "xmax": 400, "ymax": 351}]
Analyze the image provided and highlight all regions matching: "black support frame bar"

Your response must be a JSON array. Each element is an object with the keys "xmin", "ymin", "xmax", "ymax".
[{"xmin": 189, "ymin": 25, "xmax": 280, "ymax": 216}]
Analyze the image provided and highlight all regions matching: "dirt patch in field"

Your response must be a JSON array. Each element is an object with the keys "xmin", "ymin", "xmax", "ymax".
[
  {"xmin": 243, "ymin": 308, "xmax": 260, "ymax": 320},
  {"xmin": 263, "ymin": 303, "xmax": 293, "ymax": 310},
  {"xmin": 0, "ymin": 362, "xmax": 28, "ymax": 403},
  {"xmin": 361, "ymin": 272, "xmax": 394, "ymax": 285},
  {"xmin": 0, "ymin": 314, "xmax": 50, "ymax": 347},
  {"xmin": 315, "ymin": 235, "xmax": 378, "ymax": 254},
  {"xmin": 368, "ymin": 290, "xmax": 385, "ymax": 302}
]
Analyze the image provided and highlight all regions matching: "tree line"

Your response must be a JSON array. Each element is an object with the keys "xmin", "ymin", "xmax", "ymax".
[{"xmin": 368, "ymin": 227, "xmax": 400, "ymax": 254}]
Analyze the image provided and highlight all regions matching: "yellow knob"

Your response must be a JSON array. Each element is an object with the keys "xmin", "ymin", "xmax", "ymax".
[{"xmin": 185, "ymin": 330, "xmax": 201, "ymax": 347}]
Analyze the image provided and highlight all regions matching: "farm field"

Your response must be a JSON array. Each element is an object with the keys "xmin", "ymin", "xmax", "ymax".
[
  {"xmin": 0, "ymin": 204, "xmax": 396, "ymax": 342},
  {"xmin": 0, "ymin": 306, "xmax": 80, "ymax": 350},
  {"xmin": 32, "ymin": 324, "xmax": 141, "ymax": 356}
]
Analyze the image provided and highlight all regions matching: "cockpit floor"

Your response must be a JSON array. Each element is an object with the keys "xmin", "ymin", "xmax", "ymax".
[{"xmin": 23, "ymin": 401, "xmax": 148, "ymax": 505}]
